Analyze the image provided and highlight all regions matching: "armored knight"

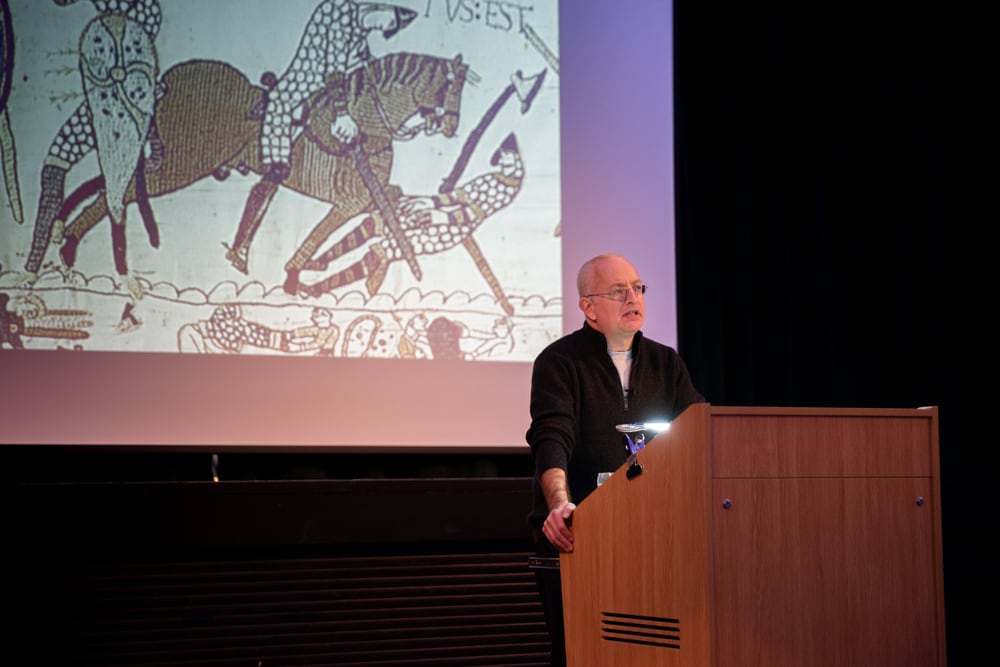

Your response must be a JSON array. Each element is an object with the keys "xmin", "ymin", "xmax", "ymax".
[
  {"xmin": 26, "ymin": 0, "xmax": 161, "ymax": 278},
  {"xmin": 225, "ymin": 0, "xmax": 417, "ymax": 275}
]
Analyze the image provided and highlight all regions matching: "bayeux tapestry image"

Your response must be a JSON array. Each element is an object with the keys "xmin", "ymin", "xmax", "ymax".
[{"xmin": 0, "ymin": 0, "xmax": 561, "ymax": 361}]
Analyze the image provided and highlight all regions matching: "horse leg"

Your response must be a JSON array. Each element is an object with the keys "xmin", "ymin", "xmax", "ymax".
[
  {"xmin": 135, "ymin": 152, "xmax": 159, "ymax": 249},
  {"xmin": 226, "ymin": 165, "xmax": 286, "ymax": 274},
  {"xmin": 283, "ymin": 193, "xmax": 369, "ymax": 295},
  {"xmin": 55, "ymin": 175, "xmax": 104, "ymax": 267},
  {"xmin": 61, "ymin": 195, "xmax": 110, "ymax": 268},
  {"xmin": 302, "ymin": 215, "xmax": 377, "ymax": 271},
  {"xmin": 59, "ymin": 176, "xmax": 104, "ymax": 222},
  {"xmin": 113, "ymin": 221, "xmax": 142, "ymax": 310},
  {"xmin": 24, "ymin": 164, "xmax": 66, "ymax": 274},
  {"xmin": 111, "ymin": 219, "xmax": 128, "ymax": 276},
  {"xmin": 302, "ymin": 244, "xmax": 389, "ymax": 299}
]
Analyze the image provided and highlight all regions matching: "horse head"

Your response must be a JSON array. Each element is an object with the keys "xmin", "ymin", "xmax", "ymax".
[
  {"xmin": 303, "ymin": 52, "xmax": 469, "ymax": 153},
  {"xmin": 407, "ymin": 53, "xmax": 468, "ymax": 139}
]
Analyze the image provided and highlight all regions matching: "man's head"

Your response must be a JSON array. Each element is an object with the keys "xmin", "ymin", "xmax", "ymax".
[
  {"xmin": 490, "ymin": 133, "xmax": 522, "ymax": 176},
  {"xmin": 577, "ymin": 254, "xmax": 646, "ymax": 348},
  {"xmin": 355, "ymin": 2, "xmax": 418, "ymax": 38},
  {"xmin": 311, "ymin": 307, "xmax": 333, "ymax": 326}
]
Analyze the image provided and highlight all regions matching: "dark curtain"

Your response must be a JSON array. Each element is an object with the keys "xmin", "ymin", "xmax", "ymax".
[{"xmin": 673, "ymin": 5, "xmax": 978, "ymax": 664}]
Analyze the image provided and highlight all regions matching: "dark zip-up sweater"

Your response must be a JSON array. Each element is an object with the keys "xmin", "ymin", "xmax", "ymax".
[{"xmin": 525, "ymin": 321, "xmax": 705, "ymax": 532}]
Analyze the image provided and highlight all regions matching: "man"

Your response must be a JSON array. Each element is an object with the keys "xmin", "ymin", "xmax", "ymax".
[
  {"xmin": 0, "ymin": 292, "xmax": 25, "ymax": 349},
  {"xmin": 225, "ymin": 0, "xmax": 417, "ymax": 274},
  {"xmin": 280, "ymin": 307, "xmax": 339, "ymax": 356},
  {"xmin": 297, "ymin": 132, "xmax": 524, "ymax": 297},
  {"xmin": 525, "ymin": 253, "xmax": 705, "ymax": 667},
  {"xmin": 26, "ymin": 0, "xmax": 162, "ymax": 280}
]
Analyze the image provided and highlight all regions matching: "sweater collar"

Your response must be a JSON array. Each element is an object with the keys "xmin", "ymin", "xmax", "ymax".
[{"xmin": 580, "ymin": 320, "xmax": 643, "ymax": 352}]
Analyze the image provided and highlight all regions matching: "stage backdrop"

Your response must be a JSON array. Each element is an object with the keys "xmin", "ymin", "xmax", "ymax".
[{"xmin": 0, "ymin": 0, "xmax": 678, "ymax": 450}]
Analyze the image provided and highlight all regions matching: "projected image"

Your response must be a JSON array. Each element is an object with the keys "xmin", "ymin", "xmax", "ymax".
[{"xmin": 0, "ymin": 0, "xmax": 561, "ymax": 361}]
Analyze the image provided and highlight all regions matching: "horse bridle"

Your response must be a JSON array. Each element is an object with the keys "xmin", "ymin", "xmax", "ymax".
[
  {"xmin": 362, "ymin": 56, "xmax": 462, "ymax": 141},
  {"xmin": 300, "ymin": 56, "xmax": 462, "ymax": 154}
]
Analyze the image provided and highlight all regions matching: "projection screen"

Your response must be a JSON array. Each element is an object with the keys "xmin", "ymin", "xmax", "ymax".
[{"xmin": 0, "ymin": 0, "xmax": 677, "ymax": 451}]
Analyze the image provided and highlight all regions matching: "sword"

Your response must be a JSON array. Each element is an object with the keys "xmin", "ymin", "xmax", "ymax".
[{"xmin": 348, "ymin": 140, "xmax": 422, "ymax": 281}]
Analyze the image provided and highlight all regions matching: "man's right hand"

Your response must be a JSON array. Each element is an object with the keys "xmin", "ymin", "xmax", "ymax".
[
  {"xmin": 331, "ymin": 114, "xmax": 359, "ymax": 145},
  {"xmin": 543, "ymin": 501, "xmax": 576, "ymax": 553}
]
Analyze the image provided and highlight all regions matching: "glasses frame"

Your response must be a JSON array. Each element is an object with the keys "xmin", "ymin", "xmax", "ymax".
[{"xmin": 583, "ymin": 283, "xmax": 647, "ymax": 302}]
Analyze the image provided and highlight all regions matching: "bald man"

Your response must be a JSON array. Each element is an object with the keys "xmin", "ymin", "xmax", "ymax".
[{"xmin": 525, "ymin": 253, "xmax": 705, "ymax": 667}]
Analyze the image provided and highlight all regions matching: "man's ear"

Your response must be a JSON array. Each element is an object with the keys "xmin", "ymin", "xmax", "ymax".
[{"xmin": 579, "ymin": 297, "xmax": 596, "ymax": 321}]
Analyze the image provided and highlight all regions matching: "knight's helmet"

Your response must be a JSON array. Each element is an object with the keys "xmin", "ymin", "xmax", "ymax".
[
  {"xmin": 491, "ymin": 133, "xmax": 520, "ymax": 166},
  {"xmin": 351, "ymin": 1, "xmax": 419, "ymax": 39},
  {"xmin": 387, "ymin": 6, "xmax": 417, "ymax": 38}
]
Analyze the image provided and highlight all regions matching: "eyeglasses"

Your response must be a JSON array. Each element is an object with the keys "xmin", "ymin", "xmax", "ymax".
[{"xmin": 584, "ymin": 284, "xmax": 647, "ymax": 302}]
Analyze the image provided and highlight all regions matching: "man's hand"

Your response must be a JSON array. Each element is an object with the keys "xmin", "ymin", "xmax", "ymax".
[
  {"xmin": 540, "ymin": 467, "xmax": 575, "ymax": 551},
  {"xmin": 398, "ymin": 195, "xmax": 435, "ymax": 215},
  {"xmin": 543, "ymin": 500, "xmax": 576, "ymax": 552},
  {"xmin": 331, "ymin": 114, "xmax": 359, "ymax": 145},
  {"xmin": 409, "ymin": 208, "xmax": 451, "ymax": 226}
]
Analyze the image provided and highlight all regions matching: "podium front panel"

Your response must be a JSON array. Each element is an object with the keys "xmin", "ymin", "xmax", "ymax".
[{"xmin": 560, "ymin": 405, "xmax": 946, "ymax": 667}]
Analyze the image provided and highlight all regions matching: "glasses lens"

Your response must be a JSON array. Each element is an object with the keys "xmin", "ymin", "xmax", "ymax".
[{"xmin": 623, "ymin": 284, "xmax": 645, "ymax": 300}]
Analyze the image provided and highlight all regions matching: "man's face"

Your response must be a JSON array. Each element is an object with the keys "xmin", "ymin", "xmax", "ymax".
[
  {"xmin": 312, "ymin": 309, "xmax": 332, "ymax": 326},
  {"xmin": 496, "ymin": 149, "xmax": 518, "ymax": 173},
  {"xmin": 579, "ymin": 257, "xmax": 646, "ymax": 341}
]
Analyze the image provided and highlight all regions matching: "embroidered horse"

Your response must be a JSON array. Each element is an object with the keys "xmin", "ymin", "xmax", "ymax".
[{"xmin": 50, "ymin": 51, "xmax": 470, "ymax": 294}]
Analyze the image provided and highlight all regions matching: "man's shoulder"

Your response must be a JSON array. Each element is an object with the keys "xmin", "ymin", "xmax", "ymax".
[
  {"xmin": 534, "ymin": 332, "xmax": 574, "ymax": 361},
  {"xmin": 634, "ymin": 337, "xmax": 688, "ymax": 370},
  {"xmin": 635, "ymin": 332, "xmax": 677, "ymax": 354},
  {"xmin": 536, "ymin": 325, "xmax": 596, "ymax": 356}
]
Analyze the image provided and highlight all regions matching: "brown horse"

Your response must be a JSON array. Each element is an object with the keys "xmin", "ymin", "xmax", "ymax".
[{"xmin": 54, "ymin": 51, "xmax": 469, "ymax": 293}]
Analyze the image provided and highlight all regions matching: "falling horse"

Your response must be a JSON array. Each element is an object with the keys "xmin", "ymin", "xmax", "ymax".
[{"xmin": 51, "ymin": 51, "xmax": 470, "ymax": 294}]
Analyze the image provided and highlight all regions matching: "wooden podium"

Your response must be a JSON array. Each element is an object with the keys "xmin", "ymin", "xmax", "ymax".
[{"xmin": 560, "ymin": 404, "xmax": 946, "ymax": 667}]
